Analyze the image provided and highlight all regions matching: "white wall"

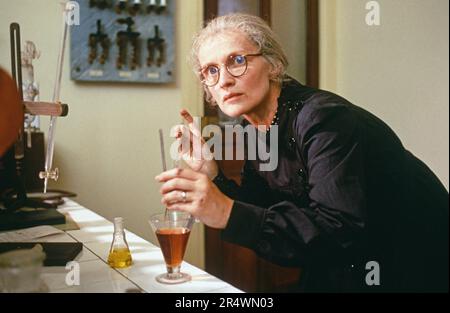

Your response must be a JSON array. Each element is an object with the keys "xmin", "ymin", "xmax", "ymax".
[
  {"xmin": 271, "ymin": 0, "xmax": 307, "ymax": 83},
  {"xmin": 320, "ymin": 0, "xmax": 449, "ymax": 189},
  {"xmin": 0, "ymin": 0, "xmax": 205, "ymax": 267}
]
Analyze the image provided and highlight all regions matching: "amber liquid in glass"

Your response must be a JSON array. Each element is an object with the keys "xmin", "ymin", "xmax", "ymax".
[
  {"xmin": 156, "ymin": 227, "xmax": 191, "ymax": 268},
  {"xmin": 108, "ymin": 248, "xmax": 132, "ymax": 268}
]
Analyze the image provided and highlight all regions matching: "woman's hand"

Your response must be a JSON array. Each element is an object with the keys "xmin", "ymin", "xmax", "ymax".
[
  {"xmin": 173, "ymin": 109, "xmax": 219, "ymax": 180},
  {"xmin": 155, "ymin": 167, "xmax": 234, "ymax": 229}
]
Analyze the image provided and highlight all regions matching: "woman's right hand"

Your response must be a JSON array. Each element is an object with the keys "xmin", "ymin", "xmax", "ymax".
[{"xmin": 173, "ymin": 109, "xmax": 219, "ymax": 180}]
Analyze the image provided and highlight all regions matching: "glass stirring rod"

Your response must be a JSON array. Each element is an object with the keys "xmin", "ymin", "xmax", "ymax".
[
  {"xmin": 159, "ymin": 129, "xmax": 170, "ymax": 220},
  {"xmin": 39, "ymin": 3, "xmax": 72, "ymax": 193}
]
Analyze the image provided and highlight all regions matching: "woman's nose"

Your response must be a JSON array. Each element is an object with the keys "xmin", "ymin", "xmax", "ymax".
[{"xmin": 218, "ymin": 67, "xmax": 235, "ymax": 88}]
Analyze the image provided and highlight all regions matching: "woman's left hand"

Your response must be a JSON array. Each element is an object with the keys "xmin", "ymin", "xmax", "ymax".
[{"xmin": 155, "ymin": 167, "xmax": 234, "ymax": 229}]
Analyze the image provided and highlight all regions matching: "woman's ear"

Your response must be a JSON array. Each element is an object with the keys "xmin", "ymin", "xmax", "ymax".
[{"xmin": 268, "ymin": 61, "xmax": 281, "ymax": 81}]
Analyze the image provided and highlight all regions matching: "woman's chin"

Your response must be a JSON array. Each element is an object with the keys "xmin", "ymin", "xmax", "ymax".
[
  {"xmin": 221, "ymin": 105, "xmax": 245, "ymax": 118},
  {"xmin": 222, "ymin": 112, "xmax": 242, "ymax": 119}
]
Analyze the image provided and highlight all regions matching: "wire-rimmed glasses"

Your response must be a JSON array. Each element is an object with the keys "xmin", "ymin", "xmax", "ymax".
[{"xmin": 200, "ymin": 53, "xmax": 263, "ymax": 87}]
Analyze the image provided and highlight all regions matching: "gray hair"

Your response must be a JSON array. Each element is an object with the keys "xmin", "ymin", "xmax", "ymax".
[{"xmin": 190, "ymin": 13, "xmax": 289, "ymax": 105}]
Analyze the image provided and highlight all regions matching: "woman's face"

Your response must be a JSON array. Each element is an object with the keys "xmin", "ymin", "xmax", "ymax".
[{"xmin": 198, "ymin": 31, "xmax": 275, "ymax": 118}]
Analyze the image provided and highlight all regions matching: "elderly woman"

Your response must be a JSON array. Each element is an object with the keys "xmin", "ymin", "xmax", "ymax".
[{"xmin": 155, "ymin": 14, "xmax": 448, "ymax": 292}]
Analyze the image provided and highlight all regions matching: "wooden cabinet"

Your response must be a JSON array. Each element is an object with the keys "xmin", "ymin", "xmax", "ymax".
[{"xmin": 203, "ymin": 0, "xmax": 319, "ymax": 293}]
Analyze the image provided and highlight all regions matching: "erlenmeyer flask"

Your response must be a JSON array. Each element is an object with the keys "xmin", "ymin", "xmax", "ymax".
[{"xmin": 107, "ymin": 217, "xmax": 132, "ymax": 268}]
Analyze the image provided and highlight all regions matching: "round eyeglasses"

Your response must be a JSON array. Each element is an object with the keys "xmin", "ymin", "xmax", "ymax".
[{"xmin": 200, "ymin": 53, "xmax": 263, "ymax": 87}]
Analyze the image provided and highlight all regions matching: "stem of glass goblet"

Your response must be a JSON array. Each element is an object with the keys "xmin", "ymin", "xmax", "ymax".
[{"xmin": 166, "ymin": 265, "xmax": 181, "ymax": 279}]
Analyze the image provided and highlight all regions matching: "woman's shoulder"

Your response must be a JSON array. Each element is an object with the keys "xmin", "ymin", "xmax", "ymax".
[
  {"xmin": 281, "ymin": 78, "xmax": 353, "ymax": 113},
  {"xmin": 279, "ymin": 78, "xmax": 357, "ymax": 131}
]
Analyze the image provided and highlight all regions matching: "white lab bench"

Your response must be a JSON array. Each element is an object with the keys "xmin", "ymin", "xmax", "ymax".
[{"xmin": 30, "ymin": 198, "xmax": 243, "ymax": 293}]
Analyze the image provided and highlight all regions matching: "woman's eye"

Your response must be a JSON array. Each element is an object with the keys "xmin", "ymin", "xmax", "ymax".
[
  {"xmin": 207, "ymin": 66, "xmax": 218, "ymax": 75},
  {"xmin": 233, "ymin": 55, "xmax": 246, "ymax": 65}
]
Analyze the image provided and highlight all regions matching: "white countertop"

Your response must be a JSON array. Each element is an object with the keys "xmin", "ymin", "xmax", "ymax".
[{"xmin": 29, "ymin": 199, "xmax": 242, "ymax": 293}]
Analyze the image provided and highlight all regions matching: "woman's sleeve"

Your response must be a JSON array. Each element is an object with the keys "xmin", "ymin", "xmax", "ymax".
[
  {"xmin": 213, "ymin": 160, "xmax": 277, "ymax": 208},
  {"xmin": 220, "ymin": 105, "xmax": 367, "ymax": 267}
]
